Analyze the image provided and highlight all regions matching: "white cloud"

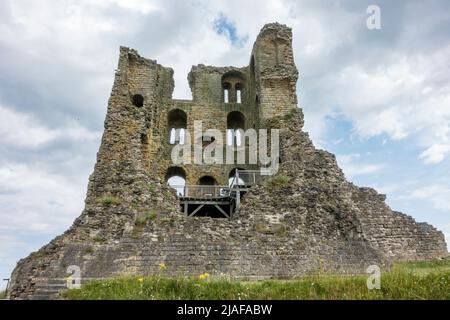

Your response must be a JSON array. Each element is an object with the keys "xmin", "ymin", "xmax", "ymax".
[
  {"xmin": 99, "ymin": 0, "xmax": 160, "ymax": 14},
  {"xmin": 420, "ymin": 144, "xmax": 450, "ymax": 165},
  {"xmin": 0, "ymin": 105, "xmax": 100, "ymax": 148},
  {"xmin": 0, "ymin": 234, "xmax": 24, "ymax": 261},
  {"xmin": 336, "ymin": 154, "xmax": 383, "ymax": 179},
  {"xmin": 0, "ymin": 105, "xmax": 58, "ymax": 147},
  {"xmin": 0, "ymin": 163, "xmax": 86, "ymax": 233},
  {"xmin": 330, "ymin": 52, "xmax": 450, "ymax": 152},
  {"xmin": 291, "ymin": 3, "xmax": 450, "ymax": 166},
  {"xmin": 442, "ymin": 223, "xmax": 450, "ymax": 251},
  {"xmin": 408, "ymin": 184, "xmax": 450, "ymax": 212}
]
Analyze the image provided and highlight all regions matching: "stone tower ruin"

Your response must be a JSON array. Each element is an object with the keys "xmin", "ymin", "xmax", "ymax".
[{"xmin": 8, "ymin": 23, "xmax": 447, "ymax": 299}]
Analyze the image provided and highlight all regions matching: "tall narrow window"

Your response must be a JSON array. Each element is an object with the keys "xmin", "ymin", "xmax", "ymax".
[
  {"xmin": 223, "ymin": 82, "xmax": 231, "ymax": 103},
  {"xmin": 227, "ymin": 129, "xmax": 233, "ymax": 146},
  {"xmin": 170, "ymin": 128, "xmax": 185, "ymax": 144},
  {"xmin": 179, "ymin": 128, "xmax": 185, "ymax": 145},
  {"xmin": 235, "ymin": 83, "xmax": 243, "ymax": 104},
  {"xmin": 226, "ymin": 129, "xmax": 242, "ymax": 146},
  {"xmin": 227, "ymin": 129, "xmax": 243, "ymax": 146},
  {"xmin": 169, "ymin": 128, "xmax": 176, "ymax": 144},
  {"xmin": 227, "ymin": 111, "xmax": 245, "ymax": 147},
  {"xmin": 235, "ymin": 129, "xmax": 242, "ymax": 146}
]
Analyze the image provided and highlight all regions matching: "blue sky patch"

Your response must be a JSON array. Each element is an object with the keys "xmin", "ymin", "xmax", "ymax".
[{"xmin": 213, "ymin": 13, "xmax": 248, "ymax": 47}]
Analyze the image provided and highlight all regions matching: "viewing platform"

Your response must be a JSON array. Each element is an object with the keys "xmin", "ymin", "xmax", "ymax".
[{"xmin": 170, "ymin": 170, "xmax": 263, "ymax": 218}]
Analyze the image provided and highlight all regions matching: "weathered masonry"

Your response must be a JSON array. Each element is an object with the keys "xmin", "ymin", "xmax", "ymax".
[
  {"xmin": 118, "ymin": 23, "xmax": 297, "ymax": 218},
  {"xmin": 8, "ymin": 23, "xmax": 448, "ymax": 300}
]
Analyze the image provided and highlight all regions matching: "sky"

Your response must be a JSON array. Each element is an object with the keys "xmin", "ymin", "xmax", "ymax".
[{"xmin": 1, "ymin": 0, "xmax": 450, "ymax": 289}]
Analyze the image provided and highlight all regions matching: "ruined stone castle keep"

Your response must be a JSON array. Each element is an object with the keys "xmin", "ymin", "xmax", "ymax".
[{"xmin": 8, "ymin": 23, "xmax": 447, "ymax": 299}]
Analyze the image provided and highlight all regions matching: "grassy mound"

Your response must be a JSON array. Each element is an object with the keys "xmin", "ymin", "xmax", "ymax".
[{"xmin": 64, "ymin": 260, "xmax": 450, "ymax": 300}]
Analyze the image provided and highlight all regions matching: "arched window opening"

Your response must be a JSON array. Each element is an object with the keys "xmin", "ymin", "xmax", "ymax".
[
  {"xmin": 198, "ymin": 175, "xmax": 217, "ymax": 186},
  {"xmin": 165, "ymin": 166, "xmax": 186, "ymax": 197},
  {"xmin": 228, "ymin": 168, "xmax": 246, "ymax": 187},
  {"xmin": 222, "ymin": 71, "xmax": 245, "ymax": 104},
  {"xmin": 227, "ymin": 111, "xmax": 245, "ymax": 147},
  {"xmin": 132, "ymin": 94, "xmax": 144, "ymax": 108},
  {"xmin": 168, "ymin": 109, "xmax": 187, "ymax": 145},
  {"xmin": 196, "ymin": 175, "xmax": 218, "ymax": 198}
]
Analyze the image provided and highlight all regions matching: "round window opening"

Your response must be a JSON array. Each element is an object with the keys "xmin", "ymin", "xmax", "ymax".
[{"xmin": 132, "ymin": 94, "xmax": 144, "ymax": 108}]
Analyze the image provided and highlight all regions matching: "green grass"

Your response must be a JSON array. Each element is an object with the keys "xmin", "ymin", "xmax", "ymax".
[
  {"xmin": 393, "ymin": 259, "xmax": 450, "ymax": 275},
  {"xmin": 265, "ymin": 175, "xmax": 291, "ymax": 189},
  {"xmin": 131, "ymin": 211, "xmax": 158, "ymax": 239},
  {"xmin": 148, "ymin": 183, "xmax": 156, "ymax": 193},
  {"xmin": 135, "ymin": 211, "xmax": 157, "ymax": 226},
  {"xmin": 99, "ymin": 195, "xmax": 121, "ymax": 207},
  {"xmin": 64, "ymin": 260, "xmax": 450, "ymax": 300},
  {"xmin": 0, "ymin": 291, "xmax": 6, "ymax": 299},
  {"xmin": 93, "ymin": 234, "xmax": 106, "ymax": 242}
]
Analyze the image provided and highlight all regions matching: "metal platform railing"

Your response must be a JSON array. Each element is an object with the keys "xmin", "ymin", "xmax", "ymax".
[
  {"xmin": 229, "ymin": 170, "xmax": 262, "ymax": 189},
  {"xmin": 169, "ymin": 170, "xmax": 263, "ymax": 197},
  {"xmin": 171, "ymin": 185, "xmax": 230, "ymax": 198}
]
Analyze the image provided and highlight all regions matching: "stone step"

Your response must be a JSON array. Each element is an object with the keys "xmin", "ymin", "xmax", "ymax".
[
  {"xmin": 30, "ymin": 294, "xmax": 59, "ymax": 300},
  {"xmin": 30, "ymin": 277, "xmax": 69, "ymax": 300}
]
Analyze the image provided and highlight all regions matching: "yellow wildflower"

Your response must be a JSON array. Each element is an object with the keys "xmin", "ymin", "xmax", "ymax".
[
  {"xmin": 198, "ymin": 273, "xmax": 210, "ymax": 280},
  {"xmin": 159, "ymin": 262, "xmax": 166, "ymax": 271},
  {"xmin": 138, "ymin": 277, "xmax": 144, "ymax": 283}
]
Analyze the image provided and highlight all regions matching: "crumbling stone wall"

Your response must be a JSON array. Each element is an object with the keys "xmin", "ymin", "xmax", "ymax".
[
  {"xmin": 351, "ymin": 187, "xmax": 447, "ymax": 260},
  {"xmin": 95, "ymin": 24, "xmax": 301, "ymax": 188},
  {"xmin": 8, "ymin": 23, "xmax": 447, "ymax": 300}
]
